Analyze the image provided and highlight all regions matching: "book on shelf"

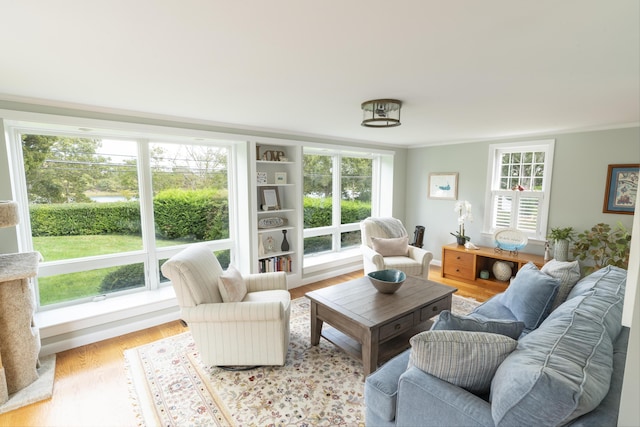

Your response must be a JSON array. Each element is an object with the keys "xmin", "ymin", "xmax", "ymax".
[{"xmin": 259, "ymin": 255, "xmax": 292, "ymax": 273}]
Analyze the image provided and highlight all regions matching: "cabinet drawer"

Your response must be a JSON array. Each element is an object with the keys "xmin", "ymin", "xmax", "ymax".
[
  {"xmin": 443, "ymin": 250, "xmax": 474, "ymax": 280},
  {"xmin": 379, "ymin": 313, "xmax": 415, "ymax": 341},
  {"xmin": 420, "ymin": 295, "xmax": 452, "ymax": 322}
]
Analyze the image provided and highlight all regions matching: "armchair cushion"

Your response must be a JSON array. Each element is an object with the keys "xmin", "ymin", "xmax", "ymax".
[
  {"xmin": 371, "ymin": 236, "xmax": 409, "ymax": 257},
  {"xmin": 409, "ymin": 330, "xmax": 517, "ymax": 394},
  {"xmin": 218, "ymin": 264, "xmax": 247, "ymax": 302}
]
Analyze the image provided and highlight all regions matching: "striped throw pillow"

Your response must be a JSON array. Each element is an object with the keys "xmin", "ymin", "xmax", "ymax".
[{"xmin": 409, "ymin": 330, "xmax": 517, "ymax": 394}]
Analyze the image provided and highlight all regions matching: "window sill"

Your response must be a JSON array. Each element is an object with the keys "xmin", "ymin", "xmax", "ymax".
[{"xmin": 36, "ymin": 286, "xmax": 179, "ymax": 347}]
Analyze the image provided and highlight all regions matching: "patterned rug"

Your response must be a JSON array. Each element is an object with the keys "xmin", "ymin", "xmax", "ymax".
[{"xmin": 125, "ymin": 294, "xmax": 479, "ymax": 426}]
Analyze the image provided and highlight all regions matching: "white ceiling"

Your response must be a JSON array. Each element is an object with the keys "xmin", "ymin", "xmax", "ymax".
[{"xmin": 1, "ymin": 1, "xmax": 638, "ymax": 147}]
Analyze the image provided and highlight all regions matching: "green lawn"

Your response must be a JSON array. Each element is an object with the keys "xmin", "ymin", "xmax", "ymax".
[{"xmin": 34, "ymin": 235, "xmax": 179, "ymax": 306}]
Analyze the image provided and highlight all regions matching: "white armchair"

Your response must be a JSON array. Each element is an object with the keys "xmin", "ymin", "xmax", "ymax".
[
  {"xmin": 360, "ymin": 217, "xmax": 433, "ymax": 280},
  {"xmin": 161, "ymin": 243, "xmax": 290, "ymax": 367}
]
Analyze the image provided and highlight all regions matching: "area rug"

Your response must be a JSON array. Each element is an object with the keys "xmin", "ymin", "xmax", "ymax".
[{"xmin": 125, "ymin": 295, "xmax": 479, "ymax": 426}]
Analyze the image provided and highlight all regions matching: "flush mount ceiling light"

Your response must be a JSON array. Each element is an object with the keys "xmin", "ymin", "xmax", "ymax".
[{"xmin": 361, "ymin": 99, "xmax": 402, "ymax": 128}]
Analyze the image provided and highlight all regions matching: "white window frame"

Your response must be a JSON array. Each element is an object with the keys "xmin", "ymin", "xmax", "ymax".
[
  {"xmin": 4, "ymin": 118, "xmax": 237, "ymax": 311},
  {"xmin": 302, "ymin": 147, "xmax": 380, "ymax": 257},
  {"xmin": 483, "ymin": 140, "xmax": 555, "ymax": 242}
]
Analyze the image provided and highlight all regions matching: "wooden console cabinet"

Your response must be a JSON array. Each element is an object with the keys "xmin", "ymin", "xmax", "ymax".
[{"xmin": 441, "ymin": 243, "xmax": 545, "ymax": 287}]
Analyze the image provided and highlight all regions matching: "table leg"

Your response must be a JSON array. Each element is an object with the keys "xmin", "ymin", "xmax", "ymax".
[
  {"xmin": 362, "ymin": 328, "xmax": 379, "ymax": 376},
  {"xmin": 310, "ymin": 301, "xmax": 323, "ymax": 346}
]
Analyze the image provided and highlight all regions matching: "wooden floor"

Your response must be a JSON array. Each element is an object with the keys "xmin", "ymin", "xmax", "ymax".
[{"xmin": 0, "ymin": 265, "xmax": 494, "ymax": 427}]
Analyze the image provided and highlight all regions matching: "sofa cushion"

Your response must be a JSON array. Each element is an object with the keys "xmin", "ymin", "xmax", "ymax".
[
  {"xmin": 217, "ymin": 264, "xmax": 247, "ymax": 302},
  {"xmin": 409, "ymin": 330, "xmax": 517, "ymax": 394},
  {"xmin": 371, "ymin": 236, "xmax": 409, "ymax": 256},
  {"xmin": 498, "ymin": 262, "xmax": 560, "ymax": 333},
  {"xmin": 541, "ymin": 259, "xmax": 581, "ymax": 311},
  {"xmin": 490, "ymin": 286, "xmax": 620, "ymax": 426},
  {"xmin": 431, "ymin": 310, "xmax": 525, "ymax": 340},
  {"xmin": 567, "ymin": 265, "xmax": 627, "ymax": 300}
]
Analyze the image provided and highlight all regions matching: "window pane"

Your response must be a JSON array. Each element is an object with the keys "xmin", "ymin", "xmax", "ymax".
[
  {"xmin": 38, "ymin": 263, "xmax": 145, "ymax": 306},
  {"xmin": 150, "ymin": 142, "xmax": 229, "ymax": 243},
  {"xmin": 23, "ymin": 135, "xmax": 143, "ymax": 260},
  {"xmin": 304, "ymin": 235, "xmax": 332, "ymax": 255},
  {"xmin": 341, "ymin": 230, "xmax": 361, "ymax": 250},
  {"xmin": 340, "ymin": 157, "xmax": 372, "ymax": 224},
  {"xmin": 303, "ymin": 154, "xmax": 332, "ymax": 227}
]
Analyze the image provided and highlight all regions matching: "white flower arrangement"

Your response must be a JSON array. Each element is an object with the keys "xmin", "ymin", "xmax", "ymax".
[{"xmin": 451, "ymin": 200, "xmax": 473, "ymax": 241}]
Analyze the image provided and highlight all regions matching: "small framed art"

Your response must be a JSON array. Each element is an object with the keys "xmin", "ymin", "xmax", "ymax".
[
  {"xmin": 257, "ymin": 171, "xmax": 267, "ymax": 184},
  {"xmin": 603, "ymin": 164, "xmax": 639, "ymax": 214},
  {"xmin": 275, "ymin": 172, "xmax": 287, "ymax": 184},
  {"xmin": 260, "ymin": 186, "xmax": 281, "ymax": 210},
  {"xmin": 428, "ymin": 172, "xmax": 458, "ymax": 200}
]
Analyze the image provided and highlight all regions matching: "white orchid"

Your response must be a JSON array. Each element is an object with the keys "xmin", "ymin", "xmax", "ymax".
[{"xmin": 452, "ymin": 200, "xmax": 473, "ymax": 240}]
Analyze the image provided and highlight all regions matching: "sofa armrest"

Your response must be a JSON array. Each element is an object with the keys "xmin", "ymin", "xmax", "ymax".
[
  {"xmin": 395, "ymin": 367, "xmax": 493, "ymax": 427},
  {"xmin": 244, "ymin": 271, "xmax": 287, "ymax": 292},
  {"xmin": 365, "ymin": 350, "xmax": 411, "ymax": 422},
  {"xmin": 361, "ymin": 244, "xmax": 384, "ymax": 273},
  {"xmin": 181, "ymin": 300, "xmax": 286, "ymax": 323}
]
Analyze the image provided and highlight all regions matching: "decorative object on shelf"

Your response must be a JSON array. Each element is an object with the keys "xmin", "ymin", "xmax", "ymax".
[
  {"xmin": 492, "ymin": 261, "xmax": 514, "ymax": 282},
  {"xmin": 465, "ymin": 241, "xmax": 479, "ymax": 250},
  {"xmin": 279, "ymin": 157, "xmax": 288, "ymax": 162},
  {"xmin": 361, "ymin": 99, "xmax": 402, "ymax": 128},
  {"xmin": 258, "ymin": 217, "xmax": 287, "ymax": 229},
  {"xmin": 367, "ymin": 269, "xmax": 406, "ymax": 294},
  {"xmin": 274, "ymin": 172, "xmax": 287, "ymax": 184},
  {"xmin": 280, "ymin": 230, "xmax": 289, "ymax": 251},
  {"xmin": 547, "ymin": 227, "xmax": 575, "ymax": 262},
  {"xmin": 258, "ymin": 233, "xmax": 265, "ymax": 256},
  {"xmin": 544, "ymin": 241, "xmax": 552, "ymax": 262},
  {"xmin": 260, "ymin": 186, "xmax": 280, "ymax": 210},
  {"xmin": 450, "ymin": 200, "xmax": 472, "ymax": 244},
  {"xmin": 572, "ymin": 222, "xmax": 631, "ymax": 275},
  {"xmin": 265, "ymin": 236, "xmax": 274, "ymax": 252},
  {"xmin": 256, "ymin": 145, "xmax": 261, "ymax": 161},
  {"xmin": 256, "ymin": 171, "xmax": 267, "ymax": 184},
  {"xmin": 602, "ymin": 163, "xmax": 638, "ymax": 214},
  {"xmin": 480, "ymin": 270, "xmax": 490, "ymax": 279},
  {"xmin": 261, "ymin": 150, "xmax": 285, "ymax": 161},
  {"xmin": 429, "ymin": 172, "xmax": 458, "ymax": 200},
  {"xmin": 494, "ymin": 228, "xmax": 528, "ymax": 254}
]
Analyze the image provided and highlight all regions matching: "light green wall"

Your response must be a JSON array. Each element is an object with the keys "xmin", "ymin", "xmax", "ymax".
[{"xmin": 406, "ymin": 127, "xmax": 639, "ymax": 261}]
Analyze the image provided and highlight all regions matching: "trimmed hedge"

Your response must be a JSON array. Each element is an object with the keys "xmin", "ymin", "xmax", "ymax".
[
  {"xmin": 30, "ymin": 189, "xmax": 230, "ymax": 241},
  {"xmin": 30, "ymin": 202, "xmax": 141, "ymax": 236}
]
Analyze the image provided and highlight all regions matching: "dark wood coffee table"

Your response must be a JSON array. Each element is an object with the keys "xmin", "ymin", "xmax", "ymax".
[{"xmin": 305, "ymin": 275, "xmax": 457, "ymax": 376}]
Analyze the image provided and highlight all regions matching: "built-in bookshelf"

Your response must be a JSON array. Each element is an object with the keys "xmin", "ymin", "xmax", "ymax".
[{"xmin": 252, "ymin": 142, "xmax": 301, "ymax": 283}]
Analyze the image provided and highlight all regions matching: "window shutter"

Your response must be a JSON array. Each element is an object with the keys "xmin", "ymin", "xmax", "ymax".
[
  {"xmin": 516, "ymin": 195, "xmax": 541, "ymax": 233},
  {"xmin": 492, "ymin": 193, "xmax": 513, "ymax": 229}
]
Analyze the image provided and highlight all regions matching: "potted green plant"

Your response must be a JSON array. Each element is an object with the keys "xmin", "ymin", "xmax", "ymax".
[
  {"xmin": 547, "ymin": 227, "xmax": 575, "ymax": 262},
  {"xmin": 572, "ymin": 222, "xmax": 631, "ymax": 275}
]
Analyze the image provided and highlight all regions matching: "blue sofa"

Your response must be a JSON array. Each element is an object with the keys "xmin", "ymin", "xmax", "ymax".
[{"xmin": 365, "ymin": 264, "xmax": 629, "ymax": 426}]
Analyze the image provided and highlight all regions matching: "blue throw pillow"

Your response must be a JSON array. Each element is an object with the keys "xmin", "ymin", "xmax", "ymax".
[
  {"xmin": 498, "ymin": 262, "xmax": 560, "ymax": 332},
  {"xmin": 432, "ymin": 310, "xmax": 525, "ymax": 340}
]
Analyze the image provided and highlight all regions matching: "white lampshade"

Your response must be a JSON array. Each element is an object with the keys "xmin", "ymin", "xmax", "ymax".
[{"xmin": 0, "ymin": 201, "xmax": 19, "ymax": 228}]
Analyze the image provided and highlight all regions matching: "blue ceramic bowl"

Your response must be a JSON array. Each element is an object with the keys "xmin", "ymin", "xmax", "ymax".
[{"xmin": 367, "ymin": 269, "xmax": 407, "ymax": 294}]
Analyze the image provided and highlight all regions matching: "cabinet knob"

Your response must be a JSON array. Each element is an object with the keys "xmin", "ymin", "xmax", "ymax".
[
  {"xmin": 456, "ymin": 256, "xmax": 461, "ymax": 260},
  {"xmin": 394, "ymin": 324, "xmax": 401, "ymax": 330},
  {"xmin": 455, "ymin": 268, "xmax": 460, "ymax": 272},
  {"xmin": 432, "ymin": 306, "xmax": 438, "ymax": 312}
]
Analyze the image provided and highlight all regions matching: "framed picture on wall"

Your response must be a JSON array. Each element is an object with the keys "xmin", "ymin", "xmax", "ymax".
[
  {"xmin": 603, "ymin": 164, "xmax": 639, "ymax": 214},
  {"xmin": 428, "ymin": 172, "xmax": 458, "ymax": 200}
]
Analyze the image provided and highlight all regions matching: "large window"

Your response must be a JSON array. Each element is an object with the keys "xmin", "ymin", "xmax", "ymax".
[
  {"xmin": 303, "ymin": 149, "xmax": 375, "ymax": 256},
  {"xmin": 484, "ymin": 140, "xmax": 555, "ymax": 240},
  {"xmin": 8, "ymin": 124, "xmax": 232, "ymax": 309}
]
